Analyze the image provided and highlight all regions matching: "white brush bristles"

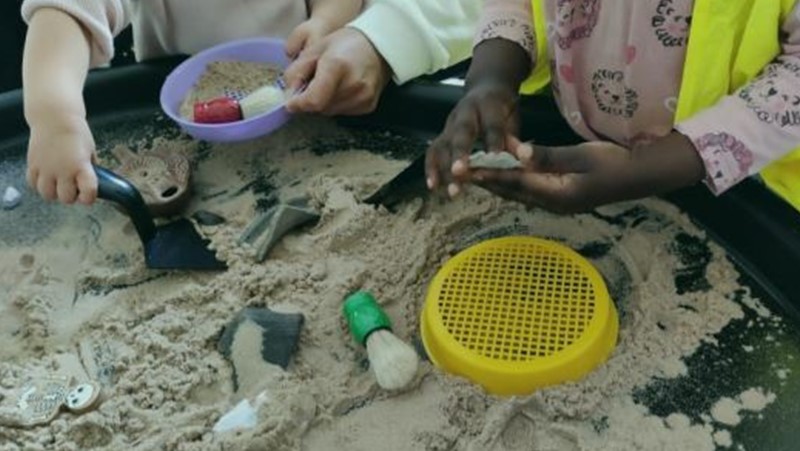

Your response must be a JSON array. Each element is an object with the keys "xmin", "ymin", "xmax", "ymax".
[
  {"xmin": 365, "ymin": 329, "xmax": 419, "ymax": 390},
  {"xmin": 239, "ymin": 85, "xmax": 286, "ymax": 119}
]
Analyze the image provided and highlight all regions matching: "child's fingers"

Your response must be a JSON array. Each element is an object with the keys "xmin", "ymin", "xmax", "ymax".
[
  {"xmin": 301, "ymin": 30, "xmax": 325, "ymax": 52},
  {"xmin": 56, "ymin": 177, "xmax": 78, "ymax": 205},
  {"xmin": 448, "ymin": 108, "xmax": 480, "ymax": 184},
  {"xmin": 511, "ymin": 142, "xmax": 535, "ymax": 167},
  {"xmin": 448, "ymin": 182, "xmax": 463, "ymax": 198},
  {"xmin": 484, "ymin": 128, "xmax": 506, "ymax": 154},
  {"xmin": 76, "ymin": 167, "xmax": 98, "ymax": 205},
  {"xmin": 37, "ymin": 175, "xmax": 57, "ymax": 201},
  {"xmin": 479, "ymin": 104, "xmax": 510, "ymax": 153},
  {"xmin": 452, "ymin": 159, "xmax": 469, "ymax": 177},
  {"xmin": 425, "ymin": 137, "xmax": 449, "ymax": 190},
  {"xmin": 284, "ymin": 52, "xmax": 318, "ymax": 94},
  {"xmin": 425, "ymin": 107, "xmax": 478, "ymax": 191},
  {"xmin": 506, "ymin": 135, "xmax": 523, "ymax": 153},
  {"xmin": 284, "ymin": 63, "xmax": 320, "ymax": 111},
  {"xmin": 26, "ymin": 166, "xmax": 38, "ymax": 189},
  {"xmin": 449, "ymin": 157, "xmax": 470, "ymax": 198},
  {"xmin": 285, "ymin": 27, "xmax": 309, "ymax": 59}
]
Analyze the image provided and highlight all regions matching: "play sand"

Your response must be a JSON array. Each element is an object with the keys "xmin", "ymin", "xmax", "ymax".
[{"xmin": 0, "ymin": 118, "xmax": 792, "ymax": 450}]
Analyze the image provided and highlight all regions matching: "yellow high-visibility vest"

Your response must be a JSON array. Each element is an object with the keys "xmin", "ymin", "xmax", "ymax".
[{"xmin": 521, "ymin": 0, "xmax": 800, "ymax": 211}]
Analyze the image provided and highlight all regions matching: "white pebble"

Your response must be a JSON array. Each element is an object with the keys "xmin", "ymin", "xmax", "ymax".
[
  {"xmin": 212, "ymin": 391, "xmax": 269, "ymax": 433},
  {"xmin": 2, "ymin": 186, "xmax": 22, "ymax": 210}
]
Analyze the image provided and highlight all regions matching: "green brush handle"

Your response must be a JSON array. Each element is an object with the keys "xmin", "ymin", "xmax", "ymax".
[{"xmin": 343, "ymin": 291, "xmax": 392, "ymax": 346}]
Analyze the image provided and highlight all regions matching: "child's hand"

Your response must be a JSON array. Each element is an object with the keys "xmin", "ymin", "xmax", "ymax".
[
  {"xmin": 286, "ymin": 18, "xmax": 334, "ymax": 59},
  {"xmin": 469, "ymin": 141, "xmax": 635, "ymax": 213},
  {"xmin": 425, "ymin": 80, "xmax": 521, "ymax": 197},
  {"xmin": 26, "ymin": 115, "xmax": 98, "ymax": 205},
  {"xmin": 468, "ymin": 133, "xmax": 706, "ymax": 214}
]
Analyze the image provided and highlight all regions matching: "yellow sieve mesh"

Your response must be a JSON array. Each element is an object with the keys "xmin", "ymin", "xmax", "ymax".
[
  {"xmin": 438, "ymin": 240, "xmax": 596, "ymax": 361},
  {"xmin": 421, "ymin": 236, "xmax": 618, "ymax": 395}
]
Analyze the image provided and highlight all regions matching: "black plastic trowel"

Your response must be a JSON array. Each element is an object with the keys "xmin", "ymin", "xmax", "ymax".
[
  {"xmin": 95, "ymin": 166, "xmax": 227, "ymax": 270},
  {"xmin": 362, "ymin": 148, "xmax": 517, "ymax": 210},
  {"xmin": 363, "ymin": 153, "xmax": 427, "ymax": 210}
]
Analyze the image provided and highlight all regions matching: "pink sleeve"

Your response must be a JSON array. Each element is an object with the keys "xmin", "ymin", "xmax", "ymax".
[
  {"xmin": 21, "ymin": 0, "xmax": 131, "ymax": 68},
  {"xmin": 675, "ymin": 5, "xmax": 800, "ymax": 195},
  {"xmin": 474, "ymin": 0, "xmax": 536, "ymax": 63}
]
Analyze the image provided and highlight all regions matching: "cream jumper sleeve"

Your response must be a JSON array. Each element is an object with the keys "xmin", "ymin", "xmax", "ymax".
[{"xmin": 347, "ymin": 0, "xmax": 484, "ymax": 84}]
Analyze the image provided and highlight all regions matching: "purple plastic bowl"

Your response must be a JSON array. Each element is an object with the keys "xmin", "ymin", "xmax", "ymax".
[{"xmin": 160, "ymin": 37, "xmax": 292, "ymax": 143}]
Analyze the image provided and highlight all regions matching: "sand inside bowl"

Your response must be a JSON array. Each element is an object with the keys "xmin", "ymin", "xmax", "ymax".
[
  {"xmin": 0, "ymin": 118, "xmax": 795, "ymax": 451},
  {"xmin": 179, "ymin": 61, "xmax": 283, "ymax": 120}
]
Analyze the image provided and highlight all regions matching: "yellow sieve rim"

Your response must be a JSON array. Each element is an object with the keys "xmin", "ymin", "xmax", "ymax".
[{"xmin": 421, "ymin": 236, "xmax": 618, "ymax": 396}]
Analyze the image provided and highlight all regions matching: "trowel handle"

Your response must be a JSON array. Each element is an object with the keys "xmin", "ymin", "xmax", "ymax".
[{"xmin": 95, "ymin": 166, "xmax": 157, "ymax": 243}]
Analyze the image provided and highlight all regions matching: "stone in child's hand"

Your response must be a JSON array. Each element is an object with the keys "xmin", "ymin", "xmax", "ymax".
[{"xmin": 468, "ymin": 151, "xmax": 522, "ymax": 170}]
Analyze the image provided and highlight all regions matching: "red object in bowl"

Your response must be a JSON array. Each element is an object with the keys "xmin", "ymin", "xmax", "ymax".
[{"xmin": 193, "ymin": 97, "xmax": 242, "ymax": 124}]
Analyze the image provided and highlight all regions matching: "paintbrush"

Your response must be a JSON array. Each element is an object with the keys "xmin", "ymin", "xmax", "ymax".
[
  {"xmin": 343, "ymin": 291, "xmax": 419, "ymax": 390},
  {"xmin": 194, "ymin": 83, "xmax": 286, "ymax": 124}
]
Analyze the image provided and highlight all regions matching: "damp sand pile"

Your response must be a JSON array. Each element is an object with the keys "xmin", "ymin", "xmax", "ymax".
[
  {"xmin": 0, "ymin": 118, "xmax": 793, "ymax": 450},
  {"xmin": 179, "ymin": 61, "xmax": 283, "ymax": 119}
]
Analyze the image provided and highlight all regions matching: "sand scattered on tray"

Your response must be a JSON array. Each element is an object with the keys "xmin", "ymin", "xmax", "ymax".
[
  {"xmin": 0, "ymin": 118, "xmax": 788, "ymax": 451},
  {"xmin": 710, "ymin": 388, "xmax": 776, "ymax": 427}
]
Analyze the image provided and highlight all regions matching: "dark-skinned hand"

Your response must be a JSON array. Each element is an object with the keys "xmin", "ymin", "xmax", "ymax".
[
  {"xmin": 462, "ymin": 132, "xmax": 706, "ymax": 214},
  {"xmin": 425, "ymin": 81, "xmax": 521, "ymax": 197},
  {"xmin": 425, "ymin": 37, "xmax": 532, "ymax": 197}
]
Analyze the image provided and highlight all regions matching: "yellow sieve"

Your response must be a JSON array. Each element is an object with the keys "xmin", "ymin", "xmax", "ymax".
[{"xmin": 421, "ymin": 236, "xmax": 618, "ymax": 396}]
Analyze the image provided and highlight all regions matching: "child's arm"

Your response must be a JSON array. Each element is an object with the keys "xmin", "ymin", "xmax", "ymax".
[
  {"xmin": 24, "ymin": 8, "xmax": 97, "ymax": 205},
  {"xmin": 286, "ymin": 0, "xmax": 364, "ymax": 58},
  {"xmin": 464, "ymin": 135, "xmax": 706, "ymax": 214},
  {"xmin": 460, "ymin": 6, "xmax": 800, "ymax": 214},
  {"xmin": 467, "ymin": 0, "xmax": 535, "ymax": 89},
  {"xmin": 674, "ymin": 8, "xmax": 800, "ymax": 198},
  {"xmin": 309, "ymin": 0, "xmax": 363, "ymax": 30},
  {"xmin": 22, "ymin": 1, "xmax": 129, "ymax": 205},
  {"xmin": 425, "ymin": 0, "xmax": 534, "ymax": 194}
]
